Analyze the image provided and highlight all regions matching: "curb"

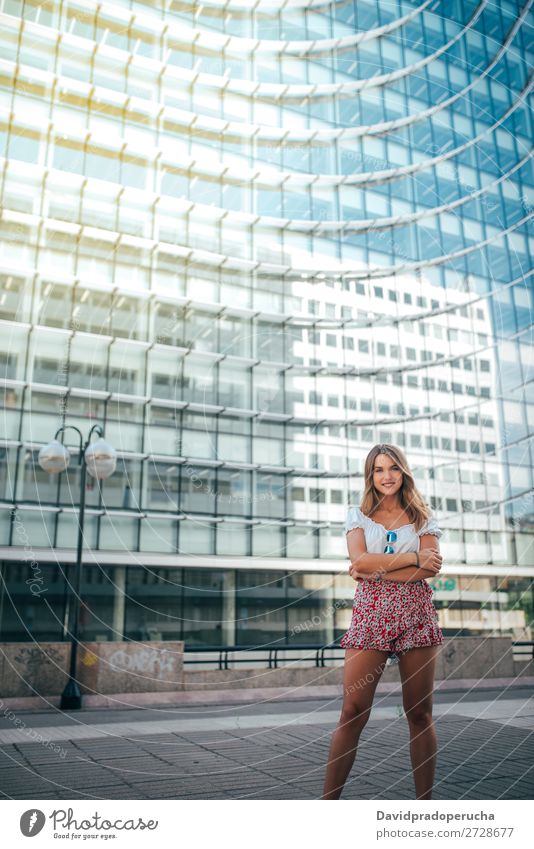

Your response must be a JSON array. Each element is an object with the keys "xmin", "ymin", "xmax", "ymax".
[{"xmin": 1, "ymin": 675, "xmax": 533, "ymax": 713}]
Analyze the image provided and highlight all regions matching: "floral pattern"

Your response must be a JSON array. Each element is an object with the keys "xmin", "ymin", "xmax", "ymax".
[{"xmin": 340, "ymin": 578, "xmax": 443, "ymax": 661}]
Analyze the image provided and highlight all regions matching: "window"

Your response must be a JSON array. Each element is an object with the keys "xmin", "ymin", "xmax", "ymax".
[
  {"xmin": 376, "ymin": 342, "xmax": 386, "ymax": 356},
  {"xmin": 388, "ymin": 290, "xmax": 398, "ymax": 301},
  {"xmin": 406, "ymin": 347, "xmax": 417, "ymax": 360},
  {"xmin": 404, "ymin": 293, "xmax": 412, "ymax": 304},
  {"xmin": 479, "ymin": 359, "xmax": 490, "ymax": 372},
  {"xmin": 358, "ymin": 339, "xmax": 369, "ymax": 353},
  {"xmin": 374, "ymin": 286, "xmax": 384, "ymax": 298},
  {"xmin": 291, "ymin": 487, "xmax": 305, "ymax": 501},
  {"xmin": 356, "ymin": 283, "xmax": 365, "ymax": 295},
  {"xmin": 326, "ymin": 334, "xmax": 337, "ymax": 347},
  {"xmin": 446, "ymin": 498, "xmax": 457, "ymax": 511}
]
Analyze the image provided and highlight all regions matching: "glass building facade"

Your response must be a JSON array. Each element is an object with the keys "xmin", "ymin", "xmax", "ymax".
[{"xmin": 0, "ymin": 0, "xmax": 532, "ymax": 649}]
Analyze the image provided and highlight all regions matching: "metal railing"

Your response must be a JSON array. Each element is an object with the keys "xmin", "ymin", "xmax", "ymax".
[
  {"xmin": 512, "ymin": 641, "xmax": 534, "ymax": 660},
  {"xmin": 183, "ymin": 643, "xmax": 344, "ymax": 670},
  {"xmin": 184, "ymin": 640, "xmax": 534, "ymax": 669}
]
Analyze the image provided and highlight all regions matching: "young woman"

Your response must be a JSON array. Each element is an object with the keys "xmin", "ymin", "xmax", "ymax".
[{"xmin": 322, "ymin": 443, "xmax": 444, "ymax": 801}]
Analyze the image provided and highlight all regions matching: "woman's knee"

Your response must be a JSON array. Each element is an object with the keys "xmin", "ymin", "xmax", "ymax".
[
  {"xmin": 339, "ymin": 700, "xmax": 373, "ymax": 727},
  {"xmin": 405, "ymin": 704, "xmax": 433, "ymax": 726}
]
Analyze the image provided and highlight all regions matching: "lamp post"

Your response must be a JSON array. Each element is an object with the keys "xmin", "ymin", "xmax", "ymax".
[{"xmin": 38, "ymin": 424, "xmax": 116, "ymax": 710}]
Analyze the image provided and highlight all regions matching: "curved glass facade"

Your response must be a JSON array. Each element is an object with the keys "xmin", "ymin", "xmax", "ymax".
[{"xmin": 0, "ymin": 0, "xmax": 532, "ymax": 648}]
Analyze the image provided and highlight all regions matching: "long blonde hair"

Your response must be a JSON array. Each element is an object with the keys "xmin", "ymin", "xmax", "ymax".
[{"xmin": 360, "ymin": 443, "xmax": 431, "ymax": 533}]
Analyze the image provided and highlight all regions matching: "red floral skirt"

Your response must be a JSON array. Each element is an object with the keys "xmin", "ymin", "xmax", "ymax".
[{"xmin": 340, "ymin": 578, "xmax": 443, "ymax": 660}]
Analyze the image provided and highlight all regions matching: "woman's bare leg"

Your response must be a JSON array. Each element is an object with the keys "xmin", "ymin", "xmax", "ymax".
[
  {"xmin": 398, "ymin": 644, "xmax": 439, "ymax": 800},
  {"xmin": 322, "ymin": 648, "xmax": 389, "ymax": 800}
]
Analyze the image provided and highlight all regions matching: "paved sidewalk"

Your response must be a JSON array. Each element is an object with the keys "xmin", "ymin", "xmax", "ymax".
[{"xmin": 0, "ymin": 685, "xmax": 533, "ymax": 800}]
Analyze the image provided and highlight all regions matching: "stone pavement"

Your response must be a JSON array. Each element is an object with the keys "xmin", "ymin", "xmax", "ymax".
[{"xmin": 0, "ymin": 684, "xmax": 533, "ymax": 801}]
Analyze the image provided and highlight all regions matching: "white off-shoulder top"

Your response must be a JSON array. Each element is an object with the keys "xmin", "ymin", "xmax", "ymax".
[{"xmin": 344, "ymin": 506, "xmax": 442, "ymax": 556}]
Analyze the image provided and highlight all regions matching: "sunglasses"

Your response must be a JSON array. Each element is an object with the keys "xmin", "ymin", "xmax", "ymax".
[{"xmin": 384, "ymin": 530, "xmax": 398, "ymax": 554}]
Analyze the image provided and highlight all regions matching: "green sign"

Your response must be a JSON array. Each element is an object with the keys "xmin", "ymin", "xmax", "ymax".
[{"xmin": 432, "ymin": 578, "xmax": 457, "ymax": 592}]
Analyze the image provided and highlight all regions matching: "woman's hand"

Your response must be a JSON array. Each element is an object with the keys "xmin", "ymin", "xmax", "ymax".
[
  {"xmin": 348, "ymin": 561, "xmax": 365, "ymax": 582},
  {"xmin": 418, "ymin": 548, "xmax": 443, "ymax": 575}
]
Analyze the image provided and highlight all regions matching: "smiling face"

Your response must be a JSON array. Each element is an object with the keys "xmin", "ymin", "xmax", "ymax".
[{"xmin": 372, "ymin": 453, "xmax": 403, "ymax": 498}]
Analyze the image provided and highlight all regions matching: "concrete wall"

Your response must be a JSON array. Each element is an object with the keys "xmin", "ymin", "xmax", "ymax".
[
  {"xmin": 183, "ymin": 636, "xmax": 532, "ymax": 691},
  {"xmin": 0, "ymin": 637, "xmax": 531, "ymax": 699},
  {"xmin": 0, "ymin": 643, "xmax": 70, "ymax": 699},
  {"xmin": 0, "ymin": 641, "xmax": 184, "ymax": 698}
]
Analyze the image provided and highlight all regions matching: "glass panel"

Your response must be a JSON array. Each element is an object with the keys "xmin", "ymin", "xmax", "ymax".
[
  {"xmin": 236, "ymin": 570, "xmax": 286, "ymax": 647},
  {"xmin": 125, "ymin": 567, "xmax": 183, "ymax": 641},
  {"xmin": 0, "ymin": 562, "xmax": 65, "ymax": 642},
  {"xmin": 78, "ymin": 565, "xmax": 123, "ymax": 641},
  {"xmin": 183, "ymin": 568, "xmax": 224, "ymax": 646},
  {"xmin": 99, "ymin": 516, "xmax": 138, "ymax": 550}
]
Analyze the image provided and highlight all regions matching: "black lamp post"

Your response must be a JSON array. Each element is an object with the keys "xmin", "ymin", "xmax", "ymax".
[{"xmin": 38, "ymin": 423, "xmax": 116, "ymax": 710}]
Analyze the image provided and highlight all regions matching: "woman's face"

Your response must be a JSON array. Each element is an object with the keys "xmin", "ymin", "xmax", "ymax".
[{"xmin": 372, "ymin": 453, "xmax": 403, "ymax": 497}]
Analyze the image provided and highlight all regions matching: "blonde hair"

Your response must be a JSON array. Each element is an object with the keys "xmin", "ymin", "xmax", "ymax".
[{"xmin": 360, "ymin": 443, "xmax": 431, "ymax": 533}]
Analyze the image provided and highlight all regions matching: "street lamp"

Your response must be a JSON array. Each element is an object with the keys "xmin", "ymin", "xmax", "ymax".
[{"xmin": 38, "ymin": 424, "xmax": 117, "ymax": 710}]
